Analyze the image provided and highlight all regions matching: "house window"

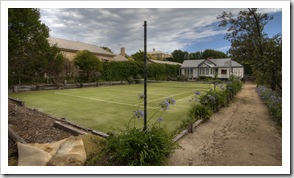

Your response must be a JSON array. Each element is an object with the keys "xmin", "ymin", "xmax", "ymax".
[
  {"xmin": 199, "ymin": 68, "xmax": 203, "ymax": 75},
  {"xmin": 206, "ymin": 68, "xmax": 209, "ymax": 75},
  {"xmin": 221, "ymin": 69, "xmax": 227, "ymax": 74}
]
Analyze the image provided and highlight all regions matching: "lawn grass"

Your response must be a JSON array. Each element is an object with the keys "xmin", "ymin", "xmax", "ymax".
[{"xmin": 9, "ymin": 82, "xmax": 211, "ymax": 133}]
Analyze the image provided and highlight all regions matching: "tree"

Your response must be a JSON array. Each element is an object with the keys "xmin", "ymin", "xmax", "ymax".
[
  {"xmin": 74, "ymin": 50, "xmax": 102, "ymax": 82},
  {"xmin": 131, "ymin": 50, "xmax": 152, "ymax": 62},
  {"xmin": 217, "ymin": 8, "xmax": 281, "ymax": 90},
  {"xmin": 189, "ymin": 51, "xmax": 203, "ymax": 59},
  {"xmin": 189, "ymin": 49, "xmax": 228, "ymax": 59},
  {"xmin": 171, "ymin": 49, "xmax": 189, "ymax": 63},
  {"xmin": 8, "ymin": 8, "xmax": 64, "ymax": 85},
  {"xmin": 202, "ymin": 49, "xmax": 228, "ymax": 59},
  {"xmin": 41, "ymin": 45, "xmax": 65, "ymax": 80}
]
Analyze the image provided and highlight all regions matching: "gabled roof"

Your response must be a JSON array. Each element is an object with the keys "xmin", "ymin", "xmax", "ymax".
[
  {"xmin": 181, "ymin": 59, "xmax": 204, "ymax": 68},
  {"xmin": 48, "ymin": 37, "xmax": 115, "ymax": 56},
  {"xmin": 181, "ymin": 58, "xmax": 243, "ymax": 68}
]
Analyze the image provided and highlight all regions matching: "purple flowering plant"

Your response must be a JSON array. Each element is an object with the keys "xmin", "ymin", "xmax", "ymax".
[
  {"xmin": 256, "ymin": 85, "xmax": 282, "ymax": 125},
  {"xmin": 127, "ymin": 93, "xmax": 176, "ymax": 128}
]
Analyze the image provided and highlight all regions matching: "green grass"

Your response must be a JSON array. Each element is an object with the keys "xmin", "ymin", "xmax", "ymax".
[{"xmin": 9, "ymin": 82, "xmax": 211, "ymax": 133}]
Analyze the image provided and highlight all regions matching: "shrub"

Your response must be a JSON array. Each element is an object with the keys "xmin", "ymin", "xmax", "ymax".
[
  {"xmin": 256, "ymin": 85, "xmax": 282, "ymax": 126},
  {"xmin": 100, "ymin": 61, "xmax": 180, "ymax": 82},
  {"xmin": 189, "ymin": 104, "xmax": 212, "ymax": 122},
  {"xmin": 103, "ymin": 95, "xmax": 177, "ymax": 166},
  {"xmin": 134, "ymin": 74, "xmax": 142, "ymax": 84},
  {"xmin": 198, "ymin": 76, "xmax": 212, "ymax": 81},
  {"xmin": 177, "ymin": 75, "xmax": 188, "ymax": 81},
  {"xmin": 127, "ymin": 76, "xmax": 134, "ymax": 84},
  {"xmin": 105, "ymin": 126, "xmax": 176, "ymax": 166}
]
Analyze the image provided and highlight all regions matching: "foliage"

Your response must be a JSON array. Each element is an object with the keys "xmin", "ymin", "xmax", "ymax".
[
  {"xmin": 171, "ymin": 49, "xmax": 189, "ymax": 63},
  {"xmin": 217, "ymin": 8, "xmax": 281, "ymax": 91},
  {"xmin": 131, "ymin": 50, "xmax": 153, "ymax": 62},
  {"xmin": 100, "ymin": 61, "xmax": 180, "ymax": 81},
  {"xmin": 202, "ymin": 49, "xmax": 228, "ymax": 59},
  {"xmin": 105, "ymin": 126, "xmax": 176, "ymax": 166},
  {"xmin": 104, "ymin": 96, "xmax": 177, "ymax": 166},
  {"xmin": 8, "ymin": 8, "xmax": 64, "ymax": 85},
  {"xmin": 134, "ymin": 74, "xmax": 142, "ymax": 84},
  {"xmin": 198, "ymin": 76, "xmax": 213, "ymax": 81},
  {"xmin": 176, "ymin": 75, "xmax": 188, "ymax": 81},
  {"xmin": 189, "ymin": 104, "xmax": 213, "ymax": 122},
  {"xmin": 256, "ymin": 86, "xmax": 282, "ymax": 126},
  {"xmin": 74, "ymin": 50, "xmax": 102, "ymax": 82},
  {"xmin": 127, "ymin": 76, "xmax": 134, "ymax": 84},
  {"xmin": 242, "ymin": 63, "xmax": 253, "ymax": 75},
  {"xmin": 100, "ymin": 46, "xmax": 113, "ymax": 54}
]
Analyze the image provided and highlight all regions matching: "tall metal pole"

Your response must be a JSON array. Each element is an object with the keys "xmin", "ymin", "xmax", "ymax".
[{"xmin": 143, "ymin": 21, "xmax": 147, "ymax": 131}]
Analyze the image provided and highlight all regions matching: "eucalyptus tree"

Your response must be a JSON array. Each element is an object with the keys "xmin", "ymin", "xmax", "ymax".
[{"xmin": 217, "ymin": 8, "xmax": 281, "ymax": 90}]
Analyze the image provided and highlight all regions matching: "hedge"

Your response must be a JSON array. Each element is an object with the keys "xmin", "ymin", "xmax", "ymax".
[{"xmin": 100, "ymin": 61, "xmax": 180, "ymax": 81}]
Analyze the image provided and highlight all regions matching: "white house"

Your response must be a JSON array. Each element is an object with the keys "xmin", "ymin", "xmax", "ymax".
[{"xmin": 180, "ymin": 58, "xmax": 244, "ymax": 79}]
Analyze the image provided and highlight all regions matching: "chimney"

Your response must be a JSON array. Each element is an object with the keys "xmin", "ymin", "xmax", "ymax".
[{"xmin": 120, "ymin": 47, "xmax": 125, "ymax": 57}]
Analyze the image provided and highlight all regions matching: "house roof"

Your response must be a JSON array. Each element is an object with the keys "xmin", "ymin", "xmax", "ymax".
[
  {"xmin": 48, "ymin": 37, "xmax": 115, "ymax": 57},
  {"xmin": 181, "ymin": 58, "xmax": 243, "ymax": 68},
  {"xmin": 112, "ymin": 54, "xmax": 128, "ymax": 62},
  {"xmin": 148, "ymin": 59, "xmax": 181, "ymax": 66},
  {"xmin": 148, "ymin": 51, "xmax": 169, "ymax": 55}
]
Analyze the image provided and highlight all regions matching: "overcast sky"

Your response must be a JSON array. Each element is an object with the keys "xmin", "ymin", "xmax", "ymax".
[{"xmin": 40, "ymin": 8, "xmax": 282, "ymax": 55}]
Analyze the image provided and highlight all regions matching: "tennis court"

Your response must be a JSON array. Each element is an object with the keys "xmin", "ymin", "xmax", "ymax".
[{"xmin": 9, "ymin": 81, "xmax": 211, "ymax": 133}]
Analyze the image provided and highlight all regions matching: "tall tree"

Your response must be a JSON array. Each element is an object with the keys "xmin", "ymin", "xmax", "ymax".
[
  {"xmin": 217, "ymin": 8, "xmax": 281, "ymax": 90},
  {"xmin": 8, "ymin": 8, "xmax": 64, "ymax": 85}
]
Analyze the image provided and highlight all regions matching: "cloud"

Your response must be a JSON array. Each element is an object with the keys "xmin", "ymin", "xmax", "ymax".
[
  {"xmin": 40, "ymin": 8, "xmax": 281, "ymax": 55},
  {"xmin": 215, "ymin": 45, "xmax": 231, "ymax": 52}
]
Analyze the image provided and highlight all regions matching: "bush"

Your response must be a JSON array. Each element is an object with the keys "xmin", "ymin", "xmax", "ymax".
[
  {"xmin": 256, "ymin": 85, "xmax": 282, "ymax": 126},
  {"xmin": 198, "ymin": 76, "xmax": 213, "ymax": 81},
  {"xmin": 135, "ymin": 74, "xmax": 142, "ymax": 84},
  {"xmin": 177, "ymin": 75, "xmax": 188, "ymax": 81},
  {"xmin": 105, "ymin": 126, "xmax": 176, "ymax": 166},
  {"xmin": 189, "ymin": 104, "xmax": 212, "ymax": 122},
  {"xmin": 103, "ymin": 95, "xmax": 177, "ymax": 166},
  {"xmin": 127, "ymin": 76, "xmax": 134, "ymax": 84},
  {"xmin": 100, "ymin": 61, "xmax": 180, "ymax": 82}
]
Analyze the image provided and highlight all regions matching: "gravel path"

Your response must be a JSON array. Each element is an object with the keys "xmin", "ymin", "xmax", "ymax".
[{"xmin": 167, "ymin": 83, "xmax": 282, "ymax": 166}]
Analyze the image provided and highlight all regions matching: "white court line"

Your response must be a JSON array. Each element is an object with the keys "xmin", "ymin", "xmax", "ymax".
[
  {"xmin": 176, "ymin": 95, "xmax": 195, "ymax": 102},
  {"xmin": 55, "ymin": 92, "xmax": 158, "ymax": 109},
  {"xmin": 107, "ymin": 89, "xmax": 163, "ymax": 96},
  {"xmin": 147, "ymin": 89, "xmax": 196, "ymax": 103}
]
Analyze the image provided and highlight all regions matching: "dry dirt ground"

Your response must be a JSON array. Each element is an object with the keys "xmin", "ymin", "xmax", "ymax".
[{"xmin": 167, "ymin": 83, "xmax": 282, "ymax": 166}]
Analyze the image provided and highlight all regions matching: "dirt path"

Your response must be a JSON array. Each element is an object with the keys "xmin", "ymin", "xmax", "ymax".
[{"xmin": 167, "ymin": 83, "xmax": 282, "ymax": 166}]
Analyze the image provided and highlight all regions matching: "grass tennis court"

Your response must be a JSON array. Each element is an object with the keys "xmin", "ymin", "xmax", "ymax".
[{"xmin": 9, "ymin": 82, "xmax": 211, "ymax": 133}]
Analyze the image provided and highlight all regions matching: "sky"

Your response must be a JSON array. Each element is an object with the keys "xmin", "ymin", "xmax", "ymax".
[{"xmin": 40, "ymin": 8, "xmax": 282, "ymax": 56}]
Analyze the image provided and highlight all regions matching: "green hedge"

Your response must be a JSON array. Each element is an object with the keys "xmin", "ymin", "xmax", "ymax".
[{"xmin": 100, "ymin": 61, "xmax": 180, "ymax": 81}]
